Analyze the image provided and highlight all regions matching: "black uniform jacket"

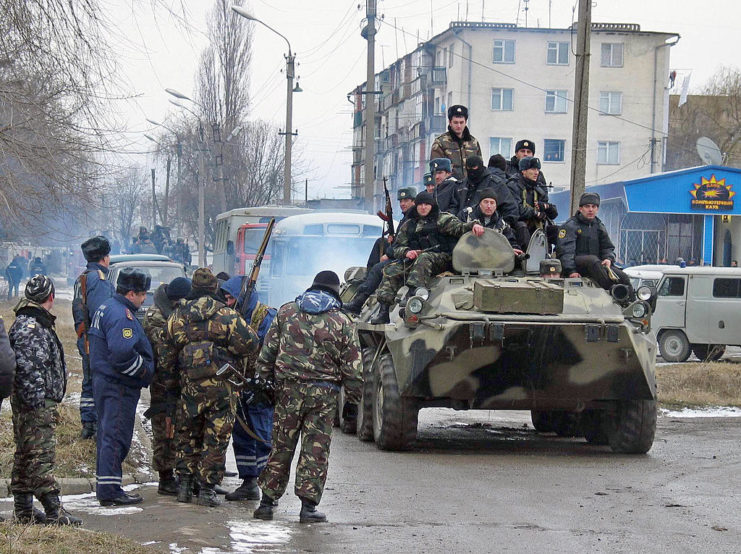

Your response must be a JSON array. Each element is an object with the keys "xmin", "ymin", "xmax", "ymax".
[{"xmin": 556, "ymin": 212, "xmax": 616, "ymax": 274}]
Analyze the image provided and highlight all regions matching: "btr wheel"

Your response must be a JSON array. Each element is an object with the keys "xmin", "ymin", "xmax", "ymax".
[
  {"xmin": 607, "ymin": 400, "xmax": 657, "ymax": 454},
  {"xmin": 658, "ymin": 330, "xmax": 691, "ymax": 362},
  {"xmin": 582, "ymin": 410, "xmax": 609, "ymax": 445},
  {"xmin": 338, "ymin": 385, "xmax": 357, "ymax": 435},
  {"xmin": 372, "ymin": 354, "xmax": 418, "ymax": 451},
  {"xmin": 356, "ymin": 347, "xmax": 376, "ymax": 441},
  {"xmin": 531, "ymin": 410, "xmax": 554, "ymax": 433}
]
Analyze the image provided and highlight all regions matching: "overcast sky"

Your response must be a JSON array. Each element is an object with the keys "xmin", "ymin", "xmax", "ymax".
[{"xmin": 111, "ymin": 0, "xmax": 741, "ymax": 201}]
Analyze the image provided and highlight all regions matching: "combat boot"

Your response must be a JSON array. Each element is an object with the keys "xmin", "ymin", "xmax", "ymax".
[
  {"xmin": 344, "ymin": 292, "xmax": 369, "ymax": 315},
  {"xmin": 80, "ymin": 421, "xmax": 97, "ymax": 440},
  {"xmin": 40, "ymin": 492, "xmax": 82, "ymax": 526},
  {"xmin": 299, "ymin": 499, "xmax": 327, "ymax": 523},
  {"xmin": 177, "ymin": 473, "xmax": 193, "ymax": 503},
  {"xmin": 195, "ymin": 483, "xmax": 221, "ymax": 507},
  {"xmin": 157, "ymin": 470, "xmax": 178, "ymax": 496},
  {"xmin": 253, "ymin": 494, "xmax": 277, "ymax": 520},
  {"xmin": 370, "ymin": 302, "xmax": 391, "ymax": 325},
  {"xmin": 13, "ymin": 493, "xmax": 46, "ymax": 524},
  {"xmin": 225, "ymin": 478, "xmax": 260, "ymax": 501}
]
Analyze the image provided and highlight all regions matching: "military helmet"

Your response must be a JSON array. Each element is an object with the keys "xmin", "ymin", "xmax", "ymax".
[
  {"xmin": 25, "ymin": 274, "xmax": 55, "ymax": 303},
  {"xmin": 81, "ymin": 235, "xmax": 111, "ymax": 262},
  {"xmin": 117, "ymin": 267, "xmax": 151, "ymax": 293}
]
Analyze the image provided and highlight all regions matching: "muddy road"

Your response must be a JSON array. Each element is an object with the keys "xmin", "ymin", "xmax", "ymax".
[{"xmin": 38, "ymin": 410, "xmax": 741, "ymax": 552}]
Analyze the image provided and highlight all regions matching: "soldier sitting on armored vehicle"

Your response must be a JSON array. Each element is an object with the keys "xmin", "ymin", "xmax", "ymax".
[
  {"xmin": 507, "ymin": 156, "xmax": 558, "ymax": 250},
  {"xmin": 556, "ymin": 192, "xmax": 631, "ymax": 291},
  {"xmin": 453, "ymin": 156, "xmax": 519, "ymax": 227},
  {"xmin": 457, "ymin": 189, "xmax": 521, "ymax": 252},
  {"xmin": 371, "ymin": 191, "xmax": 484, "ymax": 324}
]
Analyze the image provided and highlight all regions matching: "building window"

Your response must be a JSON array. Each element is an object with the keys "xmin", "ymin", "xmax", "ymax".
[
  {"xmin": 546, "ymin": 41, "xmax": 569, "ymax": 65},
  {"xmin": 493, "ymin": 39, "xmax": 515, "ymax": 63},
  {"xmin": 601, "ymin": 43, "xmax": 624, "ymax": 67},
  {"xmin": 599, "ymin": 91, "xmax": 623, "ymax": 115},
  {"xmin": 545, "ymin": 90, "xmax": 568, "ymax": 113},
  {"xmin": 448, "ymin": 44, "xmax": 454, "ymax": 67},
  {"xmin": 489, "ymin": 137, "xmax": 513, "ymax": 158},
  {"xmin": 543, "ymin": 139, "xmax": 565, "ymax": 162},
  {"xmin": 597, "ymin": 141, "xmax": 620, "ymax": 164},
  {"xmin": 491, "ymin": 88, "xmax": 514, "ymax": 111}
]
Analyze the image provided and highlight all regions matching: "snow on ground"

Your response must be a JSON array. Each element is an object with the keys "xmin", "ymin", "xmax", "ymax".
[{"xmin": 660, "ymin": 406, "xmax": 741, "ymax": 418}]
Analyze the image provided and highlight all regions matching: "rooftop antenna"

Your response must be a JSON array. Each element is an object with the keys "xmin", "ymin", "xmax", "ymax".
[
  {"xmin": 482, "ymin": 0, "xmax": 485, "ymax": 21},
  {"xmin": 430, "ymin": 0, "xmax": 433, "ymax": 37},
  {"xmin": 696, "ymin": 137, "xmax": 724, "ymax": 166},
  {"xmin": 523, "ymin": 0, "xmax": 530, "ymax": 27}
]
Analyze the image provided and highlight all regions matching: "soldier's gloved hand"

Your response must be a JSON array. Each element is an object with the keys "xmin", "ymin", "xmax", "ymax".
[{"xmin": 535, "ymin": 210, "xmax": 547, "ymax": 221}]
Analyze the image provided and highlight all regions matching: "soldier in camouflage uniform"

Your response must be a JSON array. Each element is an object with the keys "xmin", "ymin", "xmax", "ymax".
[
  {"xmin": 142, "ymin": 277, "xmax": 191, "ymax": 496},
  {"xmin": 372, "ymin": 191, "xmax": 484, "ymax": 324},
  {"xmin": 430, "ymin": 104, "xmax": 482, "ymax": 181},
  {"xmin": 252, "ymin": 270, "xmax": 362, "ymax": 523},
  {"xmin": 165, "ymin": 268, "xmax": 258, "ymax": 507},
  {"xmin": 9, "ymin": 275, "xmax": 82, "ymax": 525}
]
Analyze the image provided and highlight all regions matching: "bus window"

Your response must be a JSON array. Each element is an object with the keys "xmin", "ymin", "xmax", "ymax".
[
  {"xmin": 362, "ymin": 225, "xmax": 382, "ymax": 237},
  {"xmin": 326, "ymin": 224, "xmax": 361, "ymax": 235},
  {"xmin": 243, "ymin": 229, "xmax": 265, "ymax": 255}
]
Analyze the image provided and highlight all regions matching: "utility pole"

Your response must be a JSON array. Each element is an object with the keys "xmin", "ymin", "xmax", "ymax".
[
  {"xmin": 279, "ymin": 53, "xmax": 297, "ymax": 205},
  {"xmin": 362, "ymin": 0, "xmax": 377, "ymax": 213},
  {"xmin": 150, "ymin": 168, "xmax": 157, "ymax": 229},
  {"xmin": 569, "ymin": 0, "xmax": 591, "ymax": 215},
  {"xmin": 163, "ymin": 156, "xmax": 171, "ymax": 227},
  {"xmin": 197, "ymin": 125, "xmax": 206, "ymax": 267}
]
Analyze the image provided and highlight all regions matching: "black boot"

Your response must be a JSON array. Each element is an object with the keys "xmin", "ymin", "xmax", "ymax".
[
  {"xmin": 225, "ymin": 478, "xmax": 260, "ymax": 501},
  {"xmin": 13, "ymin": 493, "xmax": 46, "ymax": 524},
  {"xmin": 299, "ymin": 498, "xmax": 327, "ymax": 523},
  {"xmin": 195, "ymin": 483, "xmax": 221, "ymax": 507},
  {"xmin": 370, "ymin": 302, "xmax": 391, "ymax": 325},
  {"xmin": 40, "ymin": 492, "xmax": 82, "ymax": 526},
  {"xmin": 158, "ymin": 470, "xmax": 178, "ymax": 496},
  {"xmin": 344, "ymin": 292, "xmax": 369, "ymax": 315},
  {"xmin": 177, "ymin": 473, "xmax": 193, "ymax": 503},
  {"xmin": 253, "ymin": 494, "xmax": 277, "ymax": 520},
  {"xmin": 80, "ymin": 421, "xmax": 97, "ymax": 440}
]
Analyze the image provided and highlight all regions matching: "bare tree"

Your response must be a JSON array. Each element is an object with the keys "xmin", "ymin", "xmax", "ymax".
[{"xmin": 107, "ymin": 167, "xmax": 147, "ymax": 251}]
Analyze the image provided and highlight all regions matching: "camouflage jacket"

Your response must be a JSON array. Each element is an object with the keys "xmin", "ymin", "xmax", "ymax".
[
  {"xmin": 143, "ymin": 284, "xmax": 180, "ymax": 395},
  {"xmin": 166, "ymin": 292, "xmax": 258, "ymax": 385},
  {"xmin": 255, "ymin": 290, "xmax": 362, "ymax": 402},
  {"xmin": 0, "ymin": 317, "xmax": 15, "ymax": 399},
  {"xmin": 9, "ymin": 299, "xmax": 66, "ymax": 409},
  {"xmin": 393, "ymin": 205, "xmax": 475, "ymax": 258},
  {"xmin": 430, "ymin": 126, "xmax": 482, "ymax": 181}
]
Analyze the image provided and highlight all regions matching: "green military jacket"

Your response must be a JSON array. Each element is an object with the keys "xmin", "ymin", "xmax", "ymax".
[
  {"xmin": 430, "ymin": 126, "xmax": 482, "ymax": 181},
  {"xmin": 392, "ymin": 207, "xmax": 475, "ymax": 259},
  {"xmin": 255, "ymin": 296, "xmax": 362, "ymax": 402},
  {"xmin": 142, "ymin": 285, "xmax": 180, "ymax": 394},
  {"xmin": 166, "ymin": 293, "xmax": 257, "ymax": 385}
]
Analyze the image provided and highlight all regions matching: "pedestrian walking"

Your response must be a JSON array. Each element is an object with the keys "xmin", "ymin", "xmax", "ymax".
[
  {"xmin": 252, "ymin": 271, "xmax": 363, "ymax": 523},
  {"xmin": 5, "ymin": 254, "xmax": 25, "ymax": 300},
  {"xmin": 166, "ymin": 268, "xmax": 257, "ymax": 507},
  {"xmin": 9, "ymin": 275, "xmax": 82, "ymax": 525},
  {"xmin": 72, "ymin": 235, "xmax": 115, "ymax": 439},
  {"xmin": 142, "ymin": 276, "xmax": 192, "ymax": 496},
  {"xmin": 88, "ymin": 268, "xmax": 154, "ymax": 506}
]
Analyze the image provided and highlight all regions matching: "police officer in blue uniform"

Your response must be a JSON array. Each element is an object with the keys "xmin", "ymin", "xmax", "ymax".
[
  {"xmin": 88, "ymin": 268, "xmax": 154, "ymax": 506},
  {"xmin": 218, "ymin": 278, "xmax": 277, "ymax": 501},
  {"xmin": 72, "ymin": 236, "xmax": 115, "ymax": 439}
]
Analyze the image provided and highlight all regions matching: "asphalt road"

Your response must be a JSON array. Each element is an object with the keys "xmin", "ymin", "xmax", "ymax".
[{"xmin": 40, "ymin": 409, "xmax": 739, "ymax": 554}]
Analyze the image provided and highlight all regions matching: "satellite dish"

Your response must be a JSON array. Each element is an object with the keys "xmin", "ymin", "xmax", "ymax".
[{"xmin": 696, "ymin": 137, "xmax": 723, "ymax": 166}]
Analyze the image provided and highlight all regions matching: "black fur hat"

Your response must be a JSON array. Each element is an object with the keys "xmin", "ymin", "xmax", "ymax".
[
  {"xmin": 447, "ymin": 104, "xmax": 469, "ymax": 120},
  {"xmin": 310, "ymin": 270, "xmax": 341, "ymax": 298},
  {"xmin": 81, "ymin": 236, "xmax": 111, "ymax": 262},
  {"xmin": 117, "ymin": 267, "xmax": 151, "ymax": 293}
]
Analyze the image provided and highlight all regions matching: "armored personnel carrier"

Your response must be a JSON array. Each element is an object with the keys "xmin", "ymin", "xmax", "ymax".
[{"xmin": 350, "ymin": 229, "xmax": 657, "ymax": 454}]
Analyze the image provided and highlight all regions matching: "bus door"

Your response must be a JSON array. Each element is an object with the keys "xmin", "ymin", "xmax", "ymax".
[{"xmin": 235, "ymin": 223, "xmax": 268, "ymax": 275}]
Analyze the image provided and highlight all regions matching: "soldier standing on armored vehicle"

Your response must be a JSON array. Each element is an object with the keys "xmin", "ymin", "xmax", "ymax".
[
  {"xmin": 457, "ymin": 189, "xmax": 521, "ymax": 251},
  {"xmin": 345, "ymin": 188, "xmax": 416, "ymax": 315},
  {"xmin": 73, "ymin": 236, "xmax": 115, "ymax": 440},
  {"xmin": 166, "ymin": 268, "xmax": 258, "ymax": 507},
  {"xmin": 142, "ymin": 276, "xmax": 192, "ymax": 496},
  {"xmin": 371, "ymin": 191, "xmax": 484, "ymax": 325},
  {"xmin": 507, "ymin": 156, "xmax": 558, "ymax": 250},
  {"xmin": 556, "ymin": 192, "xmax": 631, "ymax": 291},
  {"xmin": 453, "ymin": 155, "xmax": 519, "ymax": 225},
  {"xmin": 252, "ymin": 271, "xmax": 362, "ymax": 523},
  {"xmin": 430, "ymin": 104, "xmax": 482, "ymax": 181}
]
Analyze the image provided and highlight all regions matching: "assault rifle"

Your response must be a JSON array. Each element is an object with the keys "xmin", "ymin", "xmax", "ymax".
[
  {"xmin": 238, "ymin": 218, "xmax": 275, "ymax": 317},
  {"xmin": 216, "ymin": 363, "xmax": 275, "ymax": 405},
  {"xmin": 376, "ymin": 177, "xmax": 395, "ymax": 260}
]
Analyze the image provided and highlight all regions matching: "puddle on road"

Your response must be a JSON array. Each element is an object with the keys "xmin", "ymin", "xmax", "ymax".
[
  {"xmin": 169, "ymin": 520, "xmax": 292, "ymax": 554},
  {"xmin": 60, "ymin": 491, "xmax": 144, "ymax": 516}
]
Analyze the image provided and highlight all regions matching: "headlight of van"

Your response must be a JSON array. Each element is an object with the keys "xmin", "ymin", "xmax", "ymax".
[{"xmin": 636, "ymin": 286, "xmax": 652, "ymax": 301}]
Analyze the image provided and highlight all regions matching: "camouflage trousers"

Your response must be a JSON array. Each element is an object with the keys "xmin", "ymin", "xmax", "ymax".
[
  {"xmin": 175, "ymin": 375, "xmax": 236, "ymax": 485},
  {"xmin": 377, "ymin": 252, "xmax": 452, "ymax": 305},
  {"xmin": 10, "ymin": 397, "xmax": 59, "ymax": 497},
  {"xmin": 258, "ymin": 381, "xmax": 337, "ymax": 505},
  {"xmin": 150, "ymin": 384, "xmax": 177, "ymax": 473}
]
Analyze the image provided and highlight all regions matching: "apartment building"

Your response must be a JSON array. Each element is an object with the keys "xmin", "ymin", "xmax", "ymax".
[{"xmin": 350, "ymin": 21, "xmax": 678, "ymax": 206}]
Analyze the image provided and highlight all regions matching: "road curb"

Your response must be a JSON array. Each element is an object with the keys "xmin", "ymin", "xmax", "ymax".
[{"xmin": 0, "ymin": 473, "xmax": 156, "ymax": 498}]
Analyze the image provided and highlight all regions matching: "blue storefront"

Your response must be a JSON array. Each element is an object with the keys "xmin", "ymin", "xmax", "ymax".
[{"xmin": 550, "ymin": 165, "xmax": 741, "ymax": 267}]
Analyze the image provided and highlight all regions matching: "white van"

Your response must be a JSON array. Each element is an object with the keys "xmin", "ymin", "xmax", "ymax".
[
  {"xmin": 624, "ymin": 265, "xmax": 668, "ymax": 290},
  {"xmin": 653, "ymin": 267, "xmax": 741, "ymax": 362}
]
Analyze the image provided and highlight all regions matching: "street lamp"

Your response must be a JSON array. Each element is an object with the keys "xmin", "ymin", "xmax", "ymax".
[
  {"xmin": 231, "ymin": 5, "xmax": 300, "ymax": 205},
  {"xmin": 166, "ymin": 87, "xmax": 207, "ymax": 267}
]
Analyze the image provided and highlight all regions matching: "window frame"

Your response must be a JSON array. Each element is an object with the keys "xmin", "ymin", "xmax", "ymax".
[
  {"xmin": 545, "ymin": 89, "xmax": 568, "ymax": 114},
  {"xmin": 599, "ymin": 91, "xmax": 623, "ymax": 115},
  {"xmin": 489, "ymin": 137, "xmax": 513, "ymax": 159},
  {"xmin": 601, "ymin": 43, "xmax": 624, "ymax": 68},
  {"xmin": 543, "ymin": 139, "xmax": 566, "ymax": 163},
  {"xmin": 546, "ymin": 41, "xmax": 569, "ymax": 65},
  {"xmin": 597, "ymin": 141, "xmax": 621, "ymax": 165},
  {"xmin": 491, "ymin": 87, "xmax": 514, "ymax": 111},
  {"xmin": 712, "ymin": 278, "xmax": 741, "ymax": 298},
  {"xmin": 659, "ymin": 276, "xmax": 686, "ymax": 297},
  {"xmin": 493, "ymin": 39, "xmax": 516, "ymax": 64}
]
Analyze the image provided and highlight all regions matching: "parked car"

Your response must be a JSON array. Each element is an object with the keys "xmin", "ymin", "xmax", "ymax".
[{"xmin": 108, "ymin": 254, "xmax": 187, "ymax": 319}]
